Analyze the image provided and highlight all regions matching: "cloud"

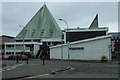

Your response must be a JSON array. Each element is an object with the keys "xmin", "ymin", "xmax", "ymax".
[{"xmin": 2, "ymin": 2, "xmax": 118, "ymax": 37}]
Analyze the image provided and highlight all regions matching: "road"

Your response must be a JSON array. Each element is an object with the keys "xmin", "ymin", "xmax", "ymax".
[{"xmin": 1, "ymin": 59, "xmax": 119, "ymax": 79}]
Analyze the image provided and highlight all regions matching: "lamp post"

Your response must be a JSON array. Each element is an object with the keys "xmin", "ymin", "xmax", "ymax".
[
  {"xmin": 59, "ymin": 19, "xmax": 70, "ymax": 60},
  {"xmin": 31, "ymin": 29, "xmax": 35, "ymax": 58},
  {"xmin": 61, "ymin": 32, "xmax": 64, "ymax": 69},
  {"xmin": 19, "ymin": 25, "xmax": 26, "ymax": 55}
]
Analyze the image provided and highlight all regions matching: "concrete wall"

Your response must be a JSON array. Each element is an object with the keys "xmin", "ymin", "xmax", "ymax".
[{"xmin": 50, "ymin": 37, "xmax": 111, "ymax": 61}]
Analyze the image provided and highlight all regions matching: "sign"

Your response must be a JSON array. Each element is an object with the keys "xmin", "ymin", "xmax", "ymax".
[{"xmin": 69, "ymin": 47, "xmax": 84, "ymax": 50}]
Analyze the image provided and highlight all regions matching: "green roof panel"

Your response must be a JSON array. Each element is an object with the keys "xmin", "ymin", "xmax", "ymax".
[
  {"xmin": 89, "ymin": 14, "xmax": 98, "ymax": 29},
  {"xmin": 16, "ymin": 4, "xmax": 62, "ymax": 39}
]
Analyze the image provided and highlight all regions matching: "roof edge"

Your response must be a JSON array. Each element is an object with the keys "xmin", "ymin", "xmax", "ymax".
[{"xmin": 50, "ymin": 35, "xmax": 111, "ymax": 49}]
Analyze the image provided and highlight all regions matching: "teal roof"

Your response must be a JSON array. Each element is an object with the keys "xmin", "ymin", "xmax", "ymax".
[
  {"xmin": 16, "ymin": 4, "xmax": 62, "ymax": 39},
  {"xmin": 89, "ymin": 14, "xmax": 98, "ymax": 29}
]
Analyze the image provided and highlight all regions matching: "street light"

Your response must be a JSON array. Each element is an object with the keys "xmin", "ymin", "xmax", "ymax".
[
  {"xmin": 31, "ymin": 29, "xmax": 35, "ymax": 58},
  {"xmin": 59, "ymin": 19, "xmax": 70, "ymax": 60},
  {"xmin": 19, "ymin": 25, "xmax": 27, "ymax": 55},
  {"xmin": 61, "ymin": 32, "xmax": 64, "ymax": 69}
]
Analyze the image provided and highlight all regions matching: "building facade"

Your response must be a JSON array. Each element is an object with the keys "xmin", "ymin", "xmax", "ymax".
[
  {"xmin": 50, "ymin": 35, "xmax": 111, "ymax": 60},
  {"xmin": 0, "ymin": 35, "xmax": 15, "ymax": 49},
  {"xmin": 64, "ymin": 27, "xmax": 108, "ymax": 43},
  {"xmin": 108, "ymin": 32, "xmax": 120, "ymax": 53},
  {"xmin": 50, "ymin": 14, "xmax": 112, "ymax": 61},
  {"xmin": 4, "ymin": 4, "xmax": 112, "ymax": 61},
  {"xmin": 0, "ymin": 35, "xmax": 15, "ymax": 55},
  {"xmin": 5, "ymin": 4, "xmax": 62, "ymax": 58}
]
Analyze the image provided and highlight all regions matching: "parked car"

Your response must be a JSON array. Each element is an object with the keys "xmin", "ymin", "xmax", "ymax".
[
  {"xmin": 20, "ymin": 55, "xmax": 28, "ymax": 60},
  {"xmin": 8, "ymin": 54, "xmax": 28, "ymax": 60},
  {"xmin": 8, "ymin": 55, "xmax": 16, "ymax": 60},
  {"xmin": 0, "ymin": 55, "xmax": 8, "ymax": 60}
]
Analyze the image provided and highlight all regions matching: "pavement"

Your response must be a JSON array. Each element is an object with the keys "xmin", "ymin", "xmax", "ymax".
[
  {"xmin": 2, "ymin": 59, "xmax": 72, "ymax": 79},
  {"xmin": 1, "ymin": 59, "xmax": 119, "ymax": 79}
]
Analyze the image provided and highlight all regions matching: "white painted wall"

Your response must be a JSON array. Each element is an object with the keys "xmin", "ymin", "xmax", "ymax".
[
  {"xmin": 33, "ymin": 44, "xmax": 39, "ymax": 56},
  {"xmin": 50, "ymin": 36, "xmax": 111, "ymax": 61},
  {"xmin": 50, "ymin": 46, "xmax": 68, "ymax": 59}
]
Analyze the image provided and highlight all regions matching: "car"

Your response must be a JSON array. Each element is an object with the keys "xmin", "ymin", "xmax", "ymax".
[
  {"xmin": 8, "ymin": 54, "xmax": 28, "ymax": 60},
  {"xmin": 20, "ymin": 55, "xmax": 28, "ymax": 60},
  {"xmin": 0, "ymin": 55, "xmax": 8, "ymax": 60},
  {"xmin": 8, "ymin": 55, "xmax": 16, "ymax": 60}
]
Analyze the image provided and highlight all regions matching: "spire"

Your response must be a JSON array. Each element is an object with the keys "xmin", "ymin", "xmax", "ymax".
[
  {"xmin": 44, "ymin": 2, "xmax": 46, "ymax": 4},
  {"xmin": 89, "ymin": 14, "xmax": 98, "ymax": 29},
  {"xmin": 16, "ymin": 4, "xmax": 62, "ymax": 39}
]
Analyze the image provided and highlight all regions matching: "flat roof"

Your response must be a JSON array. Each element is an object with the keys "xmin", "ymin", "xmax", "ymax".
[
  {"xmin": 5, "ymin": 42, "xmax": 42, "ymax": 45},
  {"xmin": 63, "ymin": 27, "xmax": 108, "ymax": 32}
]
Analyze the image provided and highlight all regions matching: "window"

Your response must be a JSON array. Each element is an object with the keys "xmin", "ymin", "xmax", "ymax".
[
  {"xmin": 24, "ymin": 30, "xmax": 27, "ymax": 36},
  {"xmin": 116, "ymin": 40, "xmax": 119, "ymax": 42},
  {"xmin": 49, "ymin": 29, "xmax": 54, "ymax": 36},
  {"xmin": 31, "ymin": 29, "xmax": 36, "ymax": 37},
  {"xmin": 117, "ymin": 36, "xmax": 119, "ymax": 39},
  {"xmin": 113, "ymin": 36, "xmax": 115, "ymax": 39},
  {"xmin": 7, "ymin": 45, "xmax": 14, "ymax": 47},
  {"xmin": 69, "ymin": 47, "xmax": 84, "ymax": 50},
  {"xmin": 7, "ymin": 45, "xmax": 11, "ymax": 47},
  {"xmin": 40, "ymin": 29, "xmax": 44, "ymax": 36},
  {"xmin": 47, "ymin": 42, "xmax": 52, "ymax": 46}
]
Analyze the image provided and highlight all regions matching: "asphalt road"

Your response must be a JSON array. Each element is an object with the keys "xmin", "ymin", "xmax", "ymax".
[
  {"xmin": 1, "ymin": 59, "xmax": 119, "ymax": 79},
  {"xmin": 42, "ymin": 61, "xmax": 118, "ymax": 78}
]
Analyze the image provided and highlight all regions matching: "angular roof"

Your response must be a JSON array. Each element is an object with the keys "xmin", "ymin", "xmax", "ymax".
[
  {"xmin": 50, "ymin": 35, "xmax": 111, "ymax": 48},
  {"xmin": 89, "ymin": 14, "xmax": 98, "ymax": 29},
  {"xmin": 16, "ymin": 4, "xmax": 62, "ymax": 39}
]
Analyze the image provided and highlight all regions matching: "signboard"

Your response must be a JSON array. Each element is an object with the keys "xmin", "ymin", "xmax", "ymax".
[{"xmin": 69, "ymin": 47, "xmax": 84, "ymax": 50}]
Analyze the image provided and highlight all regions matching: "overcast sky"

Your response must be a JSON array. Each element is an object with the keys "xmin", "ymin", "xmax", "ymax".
[{"xmin": 2, "ymin": 2, "xmax": 118, "ymax": 37}]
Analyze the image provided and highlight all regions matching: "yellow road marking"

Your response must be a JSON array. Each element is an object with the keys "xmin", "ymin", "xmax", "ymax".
[
  {"xmin": 16, "ymin": 67, "xmax": 75, "ymax": 80},
  {"xmin": 26, "ymin": 76, "xmax": 37, "ymax": 79},
  {"xmin": 16, "ymin": 74, "xmax": 50, "ymax": 80},
  {"xmin": 69, "ymin": 67, "xmax": 75, "ymax": 70},
  {"xmin": 39, "ymin": 74, "xmax": 49, "ymax": 76}
]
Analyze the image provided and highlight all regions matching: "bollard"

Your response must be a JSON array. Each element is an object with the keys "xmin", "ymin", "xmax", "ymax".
[
  {"xmin": 43, "ymin": 58, "xmax": 45, "ymax": 65},
  {"xmin": 42, "ymin": 55, "xmax": 45, "ymax": 65},
  {"xmin": 101, "ymin": 55, "xmax": 107, "ymax": 61},
  {"xmin": 17, "ymin": 56, "xmax": 18, "ymax": 63},
  {"xmin": 27, "ymin": 57, "xmax": 29, "ymax": 64}
]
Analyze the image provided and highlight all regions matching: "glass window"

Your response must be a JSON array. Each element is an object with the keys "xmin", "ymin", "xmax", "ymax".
[
  {"xmin": 49, "ymin": 29, "xmax": 54, "ymax": 36},
  {"xmin": 40, "ymin": 29, "xmax": 44, "ymax": 36},
  {"xmin": 24, "ymin": 30, "xmax": 27, "ymax": 36},
  {"xmin": 31, "ymin": 29, "xmax": 36, "ymax": 37}
]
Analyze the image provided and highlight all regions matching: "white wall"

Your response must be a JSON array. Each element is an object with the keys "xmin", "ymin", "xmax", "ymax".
[
  {"xmin": 50, "ymin": 37, "xmax": 111, "ymax": 61},
  {"xmin": 50, "ymin": 46, "xmax": 68, "ymax": 59},
  {"xmin": 33, "ymin": 44, "xmax": 39, "ymax": 56}
]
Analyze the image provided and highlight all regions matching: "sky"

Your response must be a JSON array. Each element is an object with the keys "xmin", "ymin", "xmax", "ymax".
[{"xmin": 1, "ymin": 2, "xmax": 118, "ymax": 37}]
